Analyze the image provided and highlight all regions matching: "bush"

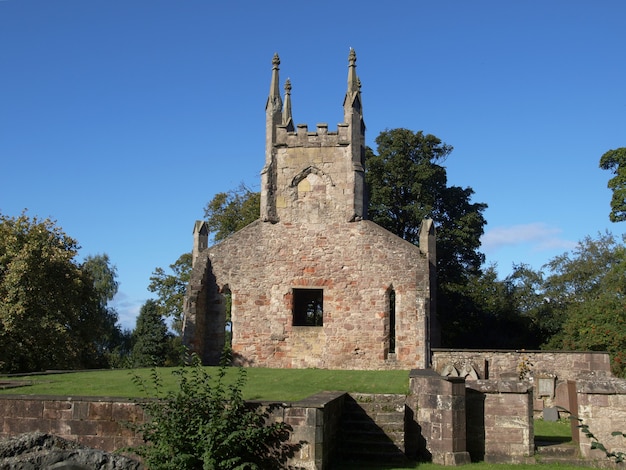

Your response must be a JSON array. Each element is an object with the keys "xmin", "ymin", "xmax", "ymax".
[{"xmin": 129, "ymin": 353, "xmax": 295, "ymax": 469}]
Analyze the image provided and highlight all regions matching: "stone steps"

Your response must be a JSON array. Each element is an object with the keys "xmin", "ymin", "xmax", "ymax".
[
  {"xmin": 340, "ymin": 393, "xmax": 408, "ymax": 463},
  {"xmin": 535, "ymin": 441, "xmax": 597, "ymax": 467}
]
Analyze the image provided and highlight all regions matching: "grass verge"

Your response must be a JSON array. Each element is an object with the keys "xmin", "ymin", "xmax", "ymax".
[{"xmin": 0, "ymin": 367, "xmax": 410, "ymax": 401}]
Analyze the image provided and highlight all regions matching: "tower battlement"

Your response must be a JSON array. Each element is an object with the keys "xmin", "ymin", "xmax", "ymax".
[
  {"xmin": 261, "ymin": 50, "xmax": 366, "ymax": 224},
  {"xmin": 274, "ymin": 123, "xmax": 351, "ymax": 147}
]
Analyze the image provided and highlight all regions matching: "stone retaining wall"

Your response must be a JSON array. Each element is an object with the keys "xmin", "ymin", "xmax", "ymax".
[
  {"xmin": 0, "ymin": 392, "xmax": 346, "ymax": 469},
  {"xmin": 432, "ymin": 349, "xmax": 611, "ymax": 381},
  {"xmin": 0, "ymin": 395, "xmax": 144, "ymax": 452}
]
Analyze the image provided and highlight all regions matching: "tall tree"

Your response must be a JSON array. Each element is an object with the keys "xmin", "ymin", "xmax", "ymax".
[
  {"xmin": 203, "ymin": 183, "xmax": 260, "ymax": 243},
  {"xmin": 81, "ymin": 253, "xmax": 125, "ymax": 361},
  {"xmin": 148, "ymin": 252, "xmax": 192, "ymax": 334},
  {"xmin": 0, "ymin": 212, "xmax": 123, "ymax": 372},
  {"xmin": 365, "ymin": 128, "xmax": 488, "ymax": 345},
  {"xmin": 540, "ymin": 232, "xmax": 626, "ymax": 376},
  {"xmin": 366, "ymin": 129, "xmax": 487, "ymax": 283},
  {"xmin": 132, "ymin": 299, "xmax": 171, "ymax": 367},
  {"xmin": 600, "ymin": 147, "xmax": 626, "ymax": 222}
]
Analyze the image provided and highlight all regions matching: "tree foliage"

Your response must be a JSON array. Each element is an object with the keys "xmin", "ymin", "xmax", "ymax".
[
  {"xmin": 365, "ymin": 128, "xmax": 488, "ymax": 345},
  {"xmin": 148, "ymin": 252, "xmax": 192, "ymax": 334},
  {"xmin": 132, "ymin": 299, "xmax": 171, "ymax": 367},
  {"xmin": 204, "ymin": 183, "xmax": 260, "ymax": 243},
  {"xmin": 0, "ymin": 212, "xmax": 125, "ymax": 372},
  {"xmin": 129, "ymin": 354, "xmax": 295, "ymax": 469},
  {"xmin": 539, "ymin": 232, "xmax": 626, "ymax": 376},
  {"xmin": 600, "ymin": 147, "xmax": 626, "ymax": 222},
  {"xmin": 366, "ymin": 129, "xmax": 487, "ymax": 286}
]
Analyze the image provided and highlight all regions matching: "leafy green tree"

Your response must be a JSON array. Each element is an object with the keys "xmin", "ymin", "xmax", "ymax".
[
  {"xmin": 81, "ymin": 253, "xmax": 127, "ymax": 363},
  {"xmin": 148, "ymin": 252, "xmax": 192, "ymax": 334},
  {"xmin": 132, "ymin": 299, "xmax": 171, "ymax": 367},
  {"xmin": 540, "ymin": 232, "xmax": 626, "ymax": 376},
  {"xmin": 600, "ymin": 147, "xmax": 626, "ymax": 222},
  {"xmin": 0, "ymin": 212, "xmax": 124, "ymax": 372},
  {"xmin": 365, "ymin": 128, "xmax": 488, "ymax": 346},
  {"xmin": 203, "ymin": 183, "xmax": 260, "ymax": 242}
]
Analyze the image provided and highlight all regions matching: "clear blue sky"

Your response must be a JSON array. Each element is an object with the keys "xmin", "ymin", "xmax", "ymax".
[{"xmin": 2, "ymin": 1, "xmax": 624, "ymax": 330}]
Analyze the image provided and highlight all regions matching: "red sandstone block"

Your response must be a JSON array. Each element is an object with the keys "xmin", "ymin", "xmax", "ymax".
[
  {"xmin": 10, "ymin": 400, "xmax": 44, "ymax": 418},
  {"xmin": 98, "ymin": 420, "xmax": 123, "ymax": 435},
  {"xmin": 79, "ymin": 435, "xmax": 115, "ymax": 453},
  {"xmin": 111, "ymin": 402, "xmax": 143, "ymax": 423},
  {"xmin": 88, "ymin": 402, "xmax": 113, "ymax": 420},
  {"xmin": 69, "ymin": 419, "xmax": 99, "ymax": 436},
  {"xmin": 43, "ymin": 400, "xmax": 73, "ymax": 420},
  {"xmin": 47, "ymin": 419, "xmax": 72, "ymax": 436},
  {"xmin": 4, "ymin": 417, "xmax": 43, "ymax": 434}
]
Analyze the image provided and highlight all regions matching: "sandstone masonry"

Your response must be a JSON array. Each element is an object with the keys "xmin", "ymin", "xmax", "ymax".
[{"xmin": 183, "ymin": 51, "xmax": 436, "ymax": 370}]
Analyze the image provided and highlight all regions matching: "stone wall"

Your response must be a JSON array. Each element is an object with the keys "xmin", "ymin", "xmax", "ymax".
[
  {"xmin": 186, "ymin": 219, "xmax": 432, "ymax": 370},
  {"xmin": 0, "ymin": 395, "xmax": 144, "ymax": 453},
  {"xmin": 576, "ymin": 377, "xmax": 626, "ymax": 460},
  {"xmin": 432, "ymin": 349, "xmax": 611, "ymax": 381},
  {"xmin": 0, "ymin": 392, "xmax": 346, "ymax": 469},
  {"xmin": 466, "ymin": 381, "xmax": 534, "ymax": 463}
]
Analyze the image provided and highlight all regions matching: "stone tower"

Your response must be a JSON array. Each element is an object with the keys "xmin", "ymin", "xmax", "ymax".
[{"xmin": 260, "ymin": 49, "xmax": 366, "ymax": 225}]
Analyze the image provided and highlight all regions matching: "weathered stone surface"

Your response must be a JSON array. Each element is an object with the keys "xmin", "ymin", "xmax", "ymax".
[
  {"xmin": 0, "ymin": 432, "xmax": 142, "ymax": 469},
  {"xmin": 184, "ymin": 52, "xmax": 436, "ymax": 371},
  {"xmin": 432, "ymin": 349, "xmax": 611, "ymax": 381}
]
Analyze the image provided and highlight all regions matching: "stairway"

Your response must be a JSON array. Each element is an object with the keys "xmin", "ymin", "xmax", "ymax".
[
  {"xmin": 535, "ymin": 440, "xmax": 599, "ymax": 467},
  {"xmin": 339, "ymin": 393, "xmax": 408, "ymax": 465}
]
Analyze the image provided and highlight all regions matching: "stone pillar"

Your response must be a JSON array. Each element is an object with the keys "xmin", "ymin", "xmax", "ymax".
[
  {"xmin": 465, "ymin": 380, "xmax": 534, "ymax": 463},
  {"xmin": 407, "ymin": 369, "xmax": 470, "ymax": 465}
]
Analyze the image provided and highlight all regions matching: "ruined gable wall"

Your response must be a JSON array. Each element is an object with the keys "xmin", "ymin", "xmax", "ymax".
[{"xmin": 193, "ymin": 219, "xmax": 430, "ymax": 370}]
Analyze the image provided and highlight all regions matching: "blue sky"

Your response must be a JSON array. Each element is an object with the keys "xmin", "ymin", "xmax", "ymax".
[{"xmin": 1, "ymin": 1, "xmax": 624, "ymax": 330}]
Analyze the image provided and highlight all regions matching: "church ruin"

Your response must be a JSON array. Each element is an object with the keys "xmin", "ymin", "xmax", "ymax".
[{"xmin": 183, "ymin": 50, "xmax": 436, "ymax": 370}]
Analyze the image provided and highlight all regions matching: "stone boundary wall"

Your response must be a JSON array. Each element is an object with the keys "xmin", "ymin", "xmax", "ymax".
[
  {"xmin": 575, "ymin": 377, "xmax": 626, "ymax": 460},
  {"xmin": 432, "ymin": 349, "xmax": 611, "ymax": 381},
  {"xmin": 466, "ymin": 381, "xmax": 534, "ymax": 464},
  {"xmin": 0, "ymin": 395, "xmax": 144, "ymax": 452},
  {"xmin": 0, "ymin": 392, "xmax": 346, "ymax": 469}
]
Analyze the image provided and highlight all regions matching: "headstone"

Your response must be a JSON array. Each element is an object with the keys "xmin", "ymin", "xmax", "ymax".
[{"xmin": 543, "ymin": 406, "xmax": 559, "ymax": 422}]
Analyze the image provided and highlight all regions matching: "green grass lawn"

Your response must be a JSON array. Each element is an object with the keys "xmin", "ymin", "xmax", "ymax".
[
  {"xmin": 0, "ymin": 367, "xmax": 410, "ymax": 401},
  {"xmin": 534, "ymin": 418, "xmax": 573, "ymax": 443}
]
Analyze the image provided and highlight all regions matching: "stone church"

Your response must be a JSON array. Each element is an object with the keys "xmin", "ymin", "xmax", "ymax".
[{"xmin": 183, "ymin": 50, "xmax": 436, "ymax": 370}]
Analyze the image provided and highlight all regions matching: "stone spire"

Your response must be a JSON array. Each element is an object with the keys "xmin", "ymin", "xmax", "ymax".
[
  {"xmin": 282, "ymin": 78, "xmax": 294, "ymax": 132},
  {"xmin": 347, "ymin": 48, "xmax": 359, "ymax": 94},
  {"xmin": 343, "ymin": 48, "xmax": 363, "ymax": 115},
  {"xmin": 261, "ymin": 53, "xmax": 283, "ymax": 223},
  {"xmin": 266, "ymin": 53, "xmax": 282, "ymax": 113}
]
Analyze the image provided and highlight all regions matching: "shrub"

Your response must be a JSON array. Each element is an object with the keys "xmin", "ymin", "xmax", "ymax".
[{"xmin": 129, "ymin": 353, "xmax": 295, "ymax": 469}]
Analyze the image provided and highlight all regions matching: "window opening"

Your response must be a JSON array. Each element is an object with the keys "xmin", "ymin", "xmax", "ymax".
[
  {"xmin": 222, "ymin": 287, "xmax": 232, "ymax": 352},
  {"xmin": 389, "ymin": 288, "xmax": 396, "ymax": 354},
  {"xmin": 293, "ymin": 289, "xmax": 323, "ymax": 326}
]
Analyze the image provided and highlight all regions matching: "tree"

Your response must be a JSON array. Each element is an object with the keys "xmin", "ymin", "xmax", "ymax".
[
  {"xmin": 540, "ymin": 232, "xmax": 626, "ymax": 377},
  {"xmin": 0, "ymin": 212, "xmax": 124, "ymax": 372},
  {"xmin": 148, "ymin": 252, "xmax": 192, "ymax": 334},
  {"xmin": 132, "ymin": 299, "xmax": 171, "ymax": 367},
  {"xmin": 600, "ymin": 147, "xmax": 626, "ymax": 222},
  {"xmin": 81, "ymin": 253, "xmax": 127, "ymax": 363},
  {"xmin": 203, "ymin": 183, "xmax": 260, "ymax": 243},
  {"xmin": 365, "ymin": 128, "xmax": 488, "ymax": 346}
]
